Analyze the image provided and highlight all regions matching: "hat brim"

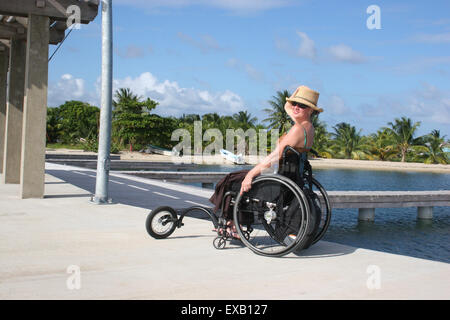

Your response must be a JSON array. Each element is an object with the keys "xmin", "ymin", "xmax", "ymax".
[{"xmin": 286, "ymin": 97, "xmax": 324, "ymax": 113}]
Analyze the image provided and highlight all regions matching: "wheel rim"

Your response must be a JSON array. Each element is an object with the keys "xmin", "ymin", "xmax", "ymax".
[
  {"xmin": 151, "ymin": 211, "xmax": 175, "ymax": 236},
  {"xmin": 310, "ymin": 178, "xmax": 332, "ymax": 245},
  {"xmin": 233, "ymin": 175, "xmax": 310, "ymax": 256}
]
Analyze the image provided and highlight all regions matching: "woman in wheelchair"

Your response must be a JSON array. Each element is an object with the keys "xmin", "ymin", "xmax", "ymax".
[
  {"xmin": 146, "ymin": 86, "xmax": 331, "ymax": 257},
  {"xmin": 209, "ymin": 85, "xmax": 324, "ymax": 240}
]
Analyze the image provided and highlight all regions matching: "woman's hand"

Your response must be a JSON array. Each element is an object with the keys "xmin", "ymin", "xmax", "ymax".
[{"xmin": 240, "ymin": 172, "xmax": 254, "ymax": 195}]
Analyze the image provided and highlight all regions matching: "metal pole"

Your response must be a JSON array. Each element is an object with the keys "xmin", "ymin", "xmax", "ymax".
[{"xmin": 93, "ymin": 0, "xmax": 113, "ymax": 204}]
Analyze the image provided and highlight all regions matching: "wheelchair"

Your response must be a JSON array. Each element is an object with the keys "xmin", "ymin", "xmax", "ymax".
[{"xmin": 145, "ymin": 146, "xmax": 332, "ymax": 257}]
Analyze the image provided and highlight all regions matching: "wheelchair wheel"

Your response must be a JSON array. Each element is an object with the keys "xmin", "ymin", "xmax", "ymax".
[
  {"xmin": 233, "ymin": 174, "xmax": 313, "ymax": 257},
  {"xmin": 146, "ymin": 206, "xmax": 178, "ymax": 239},
  {"xmin": 309, "ymin": 177, "xmax": 332, "ymax": 245}
]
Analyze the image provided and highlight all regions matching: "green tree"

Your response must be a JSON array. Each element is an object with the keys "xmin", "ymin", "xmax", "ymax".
[
  {"xmin": 331, "ymin": 122, "xmax": 368, "ymax": 159},
  {"xmin": 232, "ymin": 110, "xmax": 257, "ymax": 131},
  {"xmin": 202, "ymin": 113, "xmax": 221, "ymax": 127},
  {"xmin": 178, "ymin": 113, "xmax": 200, "ymax": 125},
  {"xmin": 46, "ymin": 107, "xmax": 63, "ymax": 143},
  {"xmin": 57, "ymin": 100, "xmax": 100, "ymax": 144},
  {"xmin": 415, "ymin": 130, "xmax": 449, "ymax": 164},
  {"xmin": 366, "ymin": 128, "xmax": 398, "ymax": 161},
  {"xmin": 385, "ymin": 117, "xmax": 422, "ymax": 162},
  {"xmin": 112, "ymin": 88, "xmax": 159, "ymax": 150},
  {"xmin": 311, "ymin": 116, "xmax": 332, "ymax": 158},
  {"xmin": 263, "ymin": 90, "xmax": 292, "ymax": 135},
  {"xmin": 113, "ymin": 87, "xmax": 158, "ymax": 117}
]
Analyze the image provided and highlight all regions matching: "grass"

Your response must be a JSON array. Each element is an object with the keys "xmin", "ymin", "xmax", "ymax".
[{"xmin": 46, "ymin": 143, "xmax": 85, "ymax": 150}]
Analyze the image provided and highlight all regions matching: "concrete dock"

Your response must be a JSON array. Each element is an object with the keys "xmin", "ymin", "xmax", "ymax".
[{"xmin": 0, "ymin": 163, "xmax": 449, "ymax": 299}]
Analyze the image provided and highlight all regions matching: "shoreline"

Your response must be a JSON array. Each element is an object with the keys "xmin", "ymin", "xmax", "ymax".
[
  {"xmin": 46, "ymin": 149, "xmax": 450, "ymax": 174},
  {"xmin": 308, "ymin": 158, "xmax": 450, "ymax": 174}
]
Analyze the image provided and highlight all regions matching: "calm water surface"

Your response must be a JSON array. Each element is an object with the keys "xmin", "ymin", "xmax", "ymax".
[{"xmin": 188, "ymin": 165, "xmax": 450, "ymax": 263}]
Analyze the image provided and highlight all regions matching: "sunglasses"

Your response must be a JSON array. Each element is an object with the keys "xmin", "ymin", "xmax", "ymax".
[{"xmin": 291, "ymin": 102, "xmax": 308, "ymax": 109}]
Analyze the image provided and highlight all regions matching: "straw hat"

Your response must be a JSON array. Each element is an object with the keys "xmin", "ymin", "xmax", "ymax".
[{"xmin": 285, "ymin": 85, "xmax": 323, "ymax": 116}]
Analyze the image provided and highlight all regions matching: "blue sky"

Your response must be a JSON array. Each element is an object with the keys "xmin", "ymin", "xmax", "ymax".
[{"xmin": 47, "ymin": 0, "xmax": 450, "ymax": 137}]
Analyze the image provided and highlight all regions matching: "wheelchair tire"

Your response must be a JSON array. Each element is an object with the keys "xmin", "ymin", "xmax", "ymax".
[
  {"xmin": 233, "ymin": 174, "xmax": 313, "ymax": 257},
  {"xmin": 310, "ymin": 177, "xmax": 332, "ymax": 245},
  {"xmin": 146, "ymin": 206, "xmax": 178, "ymax": 239}
]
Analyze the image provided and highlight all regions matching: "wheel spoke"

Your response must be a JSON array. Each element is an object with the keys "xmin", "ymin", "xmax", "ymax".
[{"xmin": 233, "ymin": 175, "xmax": 310, "ymax": 257}]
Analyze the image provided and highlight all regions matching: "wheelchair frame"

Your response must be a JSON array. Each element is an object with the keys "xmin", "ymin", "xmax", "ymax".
[{"xmin": 145, "ymin": 146, "xmax": 332, "ymax": 257}]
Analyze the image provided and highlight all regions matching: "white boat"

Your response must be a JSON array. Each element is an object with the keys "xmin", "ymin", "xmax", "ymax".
[
  {"xmin": 220, "ymin": 149, "xmax": 245, "ymax": 164},
  {"xmin": 144, "ymin": 144, "xmax": 174, "ymax": 156}
]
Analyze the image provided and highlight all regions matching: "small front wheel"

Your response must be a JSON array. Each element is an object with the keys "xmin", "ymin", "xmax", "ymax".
[
  {"xmin": 146, "ymin": 206, "xmax": 178, "ymax": 239},
  {"xmin": 213, "ymin": 236, "xmax": 227, "ymax": 249}
]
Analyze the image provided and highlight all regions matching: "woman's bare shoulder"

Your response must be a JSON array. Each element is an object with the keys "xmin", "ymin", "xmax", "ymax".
[
  {"xmin": 300, "ymin": 121, "xmax": 315, "ymax": 134},
  {"xmin": 284, "ymin": 124, "xmax": 305, "ymax": 145},
  {"xmin": 288, "ymin": 123, "xmax": 304, "ymax": 135}
]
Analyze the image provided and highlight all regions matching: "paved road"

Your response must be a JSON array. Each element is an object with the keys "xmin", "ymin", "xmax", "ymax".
[{"xmin": 46, "ymin": 162, "xmax": 215, "ymax": 217}]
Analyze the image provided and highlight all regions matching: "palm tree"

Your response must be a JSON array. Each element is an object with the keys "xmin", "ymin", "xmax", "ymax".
[
  {"xmin": 385, "ymin": 117, "xmax": 421, "ymax": 162},
  {"xmin": 366, "ymin": 128, "xmax": 398, "ymax": 161},
  {"xmin": 113, "ymin": 88, "xmax": 158, "ymax": 117},
  {"xmin": 232, "ymin": 111, "xmax": 257, "ymax": 131},
  {"xmin": 311, "ymin": 116, "xmax": 333, "ymax": 158},
  {"xmin": 331, "ymin": 122, "xmax": 367, "ymax": 159},
  {"xmin": 263, "ymin": 90, "xmax": 292, "ymax": 135},
  {"xmin": 179, "ymin": 113, "xmax": 200, "ymax": 124},
  {"xmin": 112, "ymin": 88, "xmax": 158, "ymax": 150},
  {"xmin": 415, "ymin": 130, "xmax": 449, "ymax": 164},
  {"xmin": 202, "ymin": 113, "xmax": 221, "ymax": 125}
]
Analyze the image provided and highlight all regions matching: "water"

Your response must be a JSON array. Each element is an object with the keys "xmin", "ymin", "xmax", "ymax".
[{"xmin": 185, "ymin": 166, "xmax": 450, "ymax": 263}]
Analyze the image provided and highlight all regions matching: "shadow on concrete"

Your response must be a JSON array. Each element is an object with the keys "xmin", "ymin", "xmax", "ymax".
[
  {"xmin": 44, "ymin": 194, "xmax": 92, "ymax": 199},
  {"xmin": 166, "ymin": 235, "xmax": 214, "ymax": 240},
  {"xmin": 290, "ymin": 241, "xmax": 357, "ymax": 259}
]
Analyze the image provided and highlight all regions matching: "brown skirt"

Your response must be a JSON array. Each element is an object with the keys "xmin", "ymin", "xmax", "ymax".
[{"xmin": 208, "ymin": 169, "xmax": 250, "ymax": 219}]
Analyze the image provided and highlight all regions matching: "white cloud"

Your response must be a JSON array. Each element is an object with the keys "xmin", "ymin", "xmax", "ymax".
[
  {"xmin": 275, "ymin": 31, "xmax": 317, "ymax": 61},
  {"xmin": 296, "ymin": 31, "xmax": 316, "ymax": 60},
  {"xmin": 177, "ymin": 32, "xmax": 226, "ymax": 53},
  {"xmin": 277, "ymin": 32, "xmax": 367, "ymax": 65},
  {"xmin": 48, "ymin": 74, "xmax": 98, "ymax": 107},
  {"xmin": 362, "ymin": 83, "xmax": 450, "ymax": 129},
  {"xmin": 324, "ymin": 94, "xmax": 350, "ymax": 115},
  {"xmin": 409, "ymin": 83, "xmax": 450, "ymax": 125},
  {"xmin": 327, "ymin": 44, "xmax": 366, "ymax": 64},
  {"xmin": 113, "ymin": 72, "xmax": 245, "ymax": 116},
  {"xmin": 48, "ymin": 72, "xmax": 246, "ymax": 117},
  {"xmin": 115, "ymin": 45, "xmax": 153, "ymax": 59},
  {"xmin": 414, "ymin": 32, "xmax": 450, "ymax": 44},
  {"xmin": 226, "ymin": 58, "xmax": 265, "ymax": 82},
  {"xmin": 390, "ymin": 56, "xmax": 450, "ymax": 74}
]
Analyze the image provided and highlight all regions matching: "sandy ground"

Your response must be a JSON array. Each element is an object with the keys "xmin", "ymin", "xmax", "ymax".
[{"xmin": 46, "ymin": 149, "xmax": 449, "ymax": 173}]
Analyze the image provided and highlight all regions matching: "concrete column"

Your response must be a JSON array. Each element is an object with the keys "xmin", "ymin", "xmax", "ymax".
[
  {"xmin": 0, "ymin": 46, "xmax": 8, "ymax": 174},
  {"xmin": 20, "ymin": 15, "xmax": 50, "ymax": 199},
  {"xmin": 2, "ymin": 37, "xmax": 26, "ymax": 184},
  {"xmin": 417, "ymin": 206, "xmax": 433, "ymax": 220},
  {"xmin": 358, "ymin": 208, "xmax": 375, "ymax": 222}
]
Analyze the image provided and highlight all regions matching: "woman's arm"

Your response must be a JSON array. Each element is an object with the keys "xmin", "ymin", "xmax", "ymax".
[{"xmin": 239, "ymin": 125, "xmax": 304, "ymax": 194}]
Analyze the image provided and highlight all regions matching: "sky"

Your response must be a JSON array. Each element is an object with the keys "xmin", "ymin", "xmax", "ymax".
[{"xmin": 47, "ymin": 0, "xmax": 450, "ymax": 138}]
